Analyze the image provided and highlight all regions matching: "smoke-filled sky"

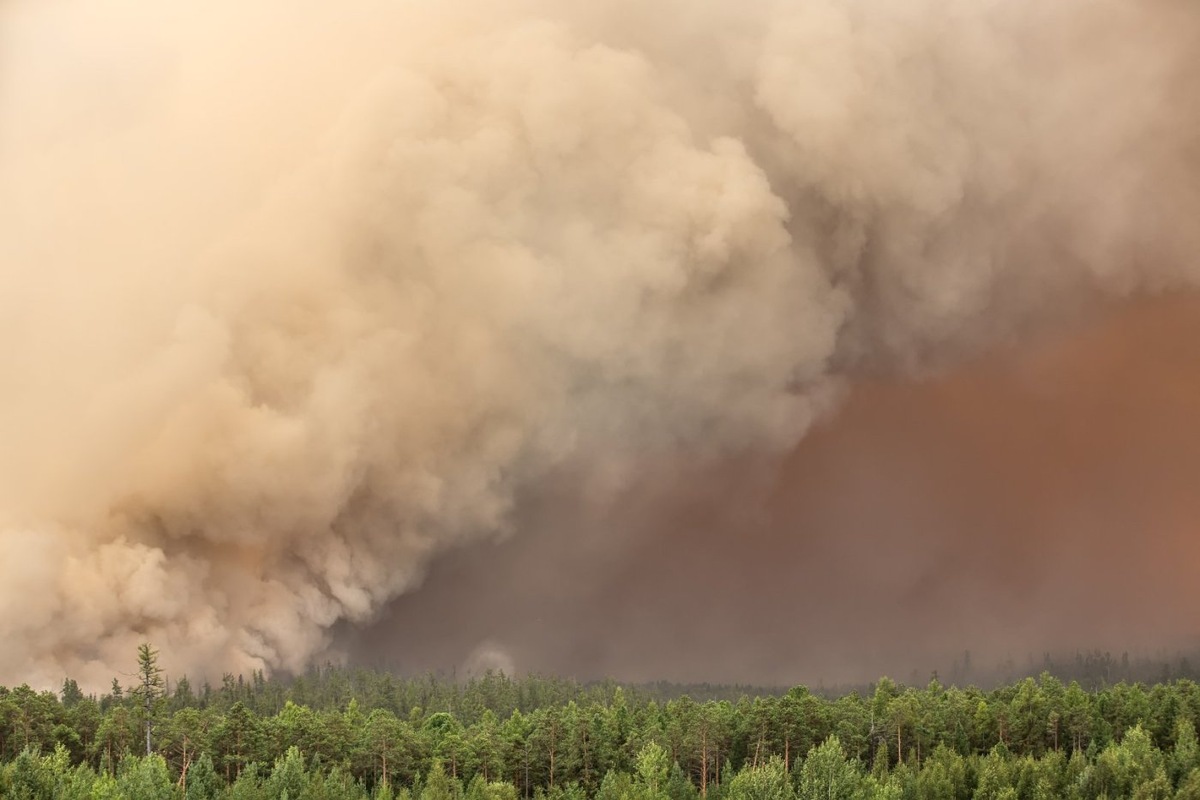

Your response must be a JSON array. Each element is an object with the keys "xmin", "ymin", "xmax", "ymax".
[
  {"xmin": 1, "ymin": 0, "xmax": 1198, "ymax": 689},
  {"xmin": 349, "ymin": 292, "xmax": 1200, "ymax": 686}
]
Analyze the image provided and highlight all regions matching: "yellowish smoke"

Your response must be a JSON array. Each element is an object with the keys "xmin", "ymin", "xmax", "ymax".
[{"xmin": 0, "ymin": 0, "xmax": 1196, "ymax": 687}]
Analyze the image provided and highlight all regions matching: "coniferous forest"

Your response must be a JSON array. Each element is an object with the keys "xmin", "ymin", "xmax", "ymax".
[{"xmin": 7, "ymin": 651, "xmax": 1200, "ymax": 798}]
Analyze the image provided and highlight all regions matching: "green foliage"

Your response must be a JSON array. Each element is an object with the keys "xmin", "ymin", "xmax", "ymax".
[
  {"xmin": 424, "ymin": 759, "xmax": 462, "ymax": 800},
  {"xmin": 596, "ymin": 769, "xmax": 634, "ymax": 800},
  {"xmin": 133, "ymin": 643, "xmax": 167, "ymax": 757},
  {"xmin": 725, "ymin": 756, "xmax": 793, "ymax": 800},
  {"xmin": 912, "ymin": 744, "xmax": 968, "ymax": 800},
  {"xmin": 635, "ymin": 741, "xmax": 670, "ymax": 798},
  {"xmin": 228, "ymin": 763, "xmax": 264, "ymax": 800},
  {"xmin": 1177, "ymin": 768, "xmax": 1200, "ymax": 800},
  {"xmin": 796, "ymin": 736, "xmax": 862, "ymax": 800},
  {"xmin": 269, "ymin": 745, "xmax": 310, "ymax": 799},
  {"xmin": 90, "ymin": 773, "xmax": 122, "ymax": 800},
  {"xmin": 1173, "ymin": 718, "xmax": 1200, "ymax": 782},
  {"xmin": 10, "ymin": 667, "xmax": 1200, "ymax": 800},
  {"xmin": 116, "ymin": 753, "xmax": 175, "ymax": 800},
  {"xmin": 6, "ymin": 747, "xmax": 55, "ymax": 800},
  {"xmin": 665, "ymin": 761, "xmax": 695, "ymax": 800},
  {"xmin": 186, "ymin": 752, "xmax": 223, "ymax": 800}
]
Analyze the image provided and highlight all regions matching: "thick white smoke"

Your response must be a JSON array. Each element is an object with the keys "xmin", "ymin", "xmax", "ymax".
[{"xmin": 0, "ymin": 0, "xmax": 1196, "ymax": 688}]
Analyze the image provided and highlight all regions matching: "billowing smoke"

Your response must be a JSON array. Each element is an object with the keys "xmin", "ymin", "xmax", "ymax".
[
  {"xmin": 0, "ymin": 0, "xmax": 1196, "ymax": 688},
  {"xmin": 357, "ymin": 293, "xmax": 1200, "ymax": 687}
]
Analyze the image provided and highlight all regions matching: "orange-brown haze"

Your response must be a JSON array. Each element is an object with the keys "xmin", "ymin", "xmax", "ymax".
[
  {"xmin": 1, "ymin": 0, "xmax": 1199, "ymax": 689},
  {"xmin": 353, "ymin": 293, "xmax": 1200, "ymax": 685}
]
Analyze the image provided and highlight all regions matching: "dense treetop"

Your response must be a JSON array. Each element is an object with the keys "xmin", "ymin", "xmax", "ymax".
[{"xmin": 5, "ymin": 654, "xmax": 1200, "ymax": 799}]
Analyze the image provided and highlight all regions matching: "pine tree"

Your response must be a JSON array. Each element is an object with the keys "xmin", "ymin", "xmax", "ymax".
[
  {"xmin": 132, "ymin": 643, "xmax": 165, "ymax": 755},
  {"xmin": 797, "ymin": 736, "xmax": 863, "ymax": 800},
  {"xmin": 60, "ymin": 678, "xmax": 84, "ymax": 709}
]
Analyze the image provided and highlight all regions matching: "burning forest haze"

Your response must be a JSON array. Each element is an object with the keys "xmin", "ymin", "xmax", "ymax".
[
  {"xmin": 353, "ymin": 292, "xmax": 1200, "ymax": 685},
  {"xmin": 0, "ymin": 0, "xmax": 1198, "ymax": 689}
]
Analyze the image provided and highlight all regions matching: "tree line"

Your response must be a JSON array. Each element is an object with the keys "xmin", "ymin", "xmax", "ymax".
[{"xmin": 5, "ymin": 654, "xmax": 1200, "ymax": 798}]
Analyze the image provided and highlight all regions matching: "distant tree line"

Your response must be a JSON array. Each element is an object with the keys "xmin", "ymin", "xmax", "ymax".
[{"xmin": 5, "ymin": 653, "xmax": 1200, "ymax": 798}]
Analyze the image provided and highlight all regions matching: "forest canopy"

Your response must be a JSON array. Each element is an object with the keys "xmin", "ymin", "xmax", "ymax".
[{"xmin": 5, "ymin": 658, "xmax": 1200, "ymax": 799}]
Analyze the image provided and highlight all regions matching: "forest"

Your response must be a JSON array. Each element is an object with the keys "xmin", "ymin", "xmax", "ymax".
[{"xmin": 4, "ymin": 649, "xmax": 1200, "ymax": 799}]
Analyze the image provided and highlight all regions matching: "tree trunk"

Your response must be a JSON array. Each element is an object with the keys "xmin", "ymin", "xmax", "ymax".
[{"xmin": 178, "ymin": 734, "xmax": 191, "ymax": 793}]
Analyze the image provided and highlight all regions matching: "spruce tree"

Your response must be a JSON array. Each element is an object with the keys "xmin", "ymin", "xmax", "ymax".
[{"xmin": 133, "ymin": 642, "xmax": 165, "ymax": 755}]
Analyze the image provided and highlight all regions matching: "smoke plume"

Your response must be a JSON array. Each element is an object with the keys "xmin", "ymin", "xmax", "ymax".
[
  {"xmin": 0, "ymin": 0, "xmax": 1197, "ymax": 688},
  {"xmin": 353, "ymin": 292, "xmax": 1200, "ymax": 686}
]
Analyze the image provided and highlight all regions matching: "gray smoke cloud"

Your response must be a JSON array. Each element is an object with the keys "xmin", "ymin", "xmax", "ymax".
[
  {"xmin": 0, "ymin": 0, "xmax": 1196, "ymax": 688},
  {"xmin": 358, "ymin": 292, "xmax": 1200, "ymax": 687}
]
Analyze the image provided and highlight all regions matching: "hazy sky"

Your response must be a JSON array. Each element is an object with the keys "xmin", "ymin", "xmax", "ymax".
[
  {"xmin": 1, "ymin": 0, "xmax": 1198, "ymax": 689},
  {"xmin": 350, "ymin": 292, "xmax": 1200, "ymax": 686}
]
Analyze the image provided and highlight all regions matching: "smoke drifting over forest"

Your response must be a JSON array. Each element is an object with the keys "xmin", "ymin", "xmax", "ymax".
[
  {"xmin": 1, "ymin": 0, "xmax": 1198, "ymax": 689},
  {"xmin": 353, "ymin": 293, "xmax": 1200, "ymax": 686}
]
